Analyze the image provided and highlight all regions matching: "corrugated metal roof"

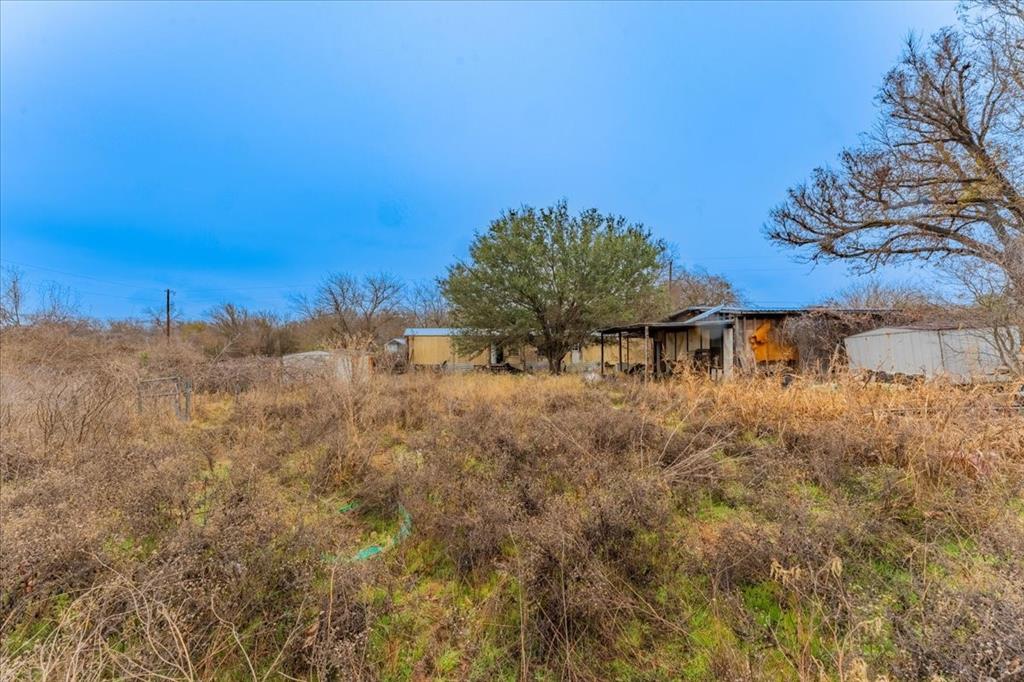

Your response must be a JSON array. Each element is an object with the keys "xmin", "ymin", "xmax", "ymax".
[
  {"xmin": 676, "ymin": 305, "xmax": 725, "ymax": 324},
  {"xmin": 664, "ymin": 305, "xmax": 810, "ymax": 321},
  {"xmin": 663, "ymin": 305, "xmax": 891, "ymax": 322},
  {"xmin": 404, "ymin": 327, "xmax": 460, "ymax": 337},
  {"xmin": 845, "ymin": 327, "xmax": 920, "ymax": 339},
  {"xmin": 847, "ymin": 323, "xmax": 1017, "ymax": 339},
  {"xmin": 598, "ymin": 305, "xmax": 890, "ymax": 335}
]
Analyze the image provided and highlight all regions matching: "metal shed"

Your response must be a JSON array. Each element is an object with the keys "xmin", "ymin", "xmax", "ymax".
[{"xmin": 844, "ymin": 326, "xmax": 1022, "ymax": 383}]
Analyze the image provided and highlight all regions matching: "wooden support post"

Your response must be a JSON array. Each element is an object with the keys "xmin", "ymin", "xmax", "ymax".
[
  {"xmin": 643, "ymin": 325, "xmax": 649, "ymax": 382},
  {"xmin": 722, "ymin": 325, "xmax": 734, "ymax": 381},
  {"xmin": 618, "ymin": 333, "xmax": 623, "ymax": 372},
  {"xmin": 600, "ymin": 334, "xmax": 605, "ymax": 375},
  {"xmin": 653, "ymin": 335, "xmax": 661, "ymax": 377}
]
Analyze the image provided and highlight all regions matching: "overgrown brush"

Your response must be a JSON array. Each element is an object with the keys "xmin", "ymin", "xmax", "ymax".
[{"xmin": 2, "ymin": 328, "xmax": 1022, "ymax": 679}]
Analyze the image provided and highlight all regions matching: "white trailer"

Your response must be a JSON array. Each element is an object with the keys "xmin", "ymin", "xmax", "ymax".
[{"xmin": 844, "ymin": 326, "xmax": 1021, "ymax": 383}]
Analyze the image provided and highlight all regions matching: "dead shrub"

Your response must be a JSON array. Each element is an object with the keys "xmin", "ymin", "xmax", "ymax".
[
  {"xmin": 193, "ymin": 356, "xmax": 279, "ymax": 394},
  {"xmin": 700, "ymin": 519, "xmax": 780, "ymax": 590},
  {"xmin": 892, "ymin": 583, "xmax": 1024, "ymax": 680},
  {"xmin": 303, "ymin": 562, "xmax": 382, "ymax": 681}
]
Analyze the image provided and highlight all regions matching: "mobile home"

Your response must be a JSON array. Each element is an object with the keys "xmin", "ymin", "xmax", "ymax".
[{"xmin": 404, "ymin": 328, "xmax": 491, "ymax": 370}]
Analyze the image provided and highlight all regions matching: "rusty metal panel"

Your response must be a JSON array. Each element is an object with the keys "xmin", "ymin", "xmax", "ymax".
[{"xmin": 748, "ymin": 319, "xmax": 796, "ymax": 364}]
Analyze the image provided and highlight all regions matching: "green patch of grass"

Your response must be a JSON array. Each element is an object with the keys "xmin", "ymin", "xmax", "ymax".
[
  {"xmin": 741, "ymin": 582, "xmax": 784, "ymax": 630},
  {"xmin": 872, "ymin": 557, "xmax": 911, "ymax": 583},
  {"xmin": 858, "ymin": 617, "xmax": 898, "ymax": 665},
  {"xmin": 682, "ymin": 606, "xmax": 745, "ymax": 680},
  {"xmin": 435, "ymin": 647, "xmax": 461, "ymax": 675},
  {"xmin": 740, "ymin": 582, "xmax": 833, "ymax": 676},
  {"xmin": 3, "ymin": 593, "xmax": 71, "ymax": 657},
  {"xmin": 740, "ymin": 430, "xmax": 779, "ymax": 447},
  {"xmin": 467, "ymin": 639, "xmax": 517, "ymax": 681},
  {"xmin": 940, "ymin": 536, "xmax": 977, "ymax": 558},
  {"xmin": 695, "ymin": 498, "xmax": 739, "ymax": 522},
  {"xmin": 1010, "ymin": 496, "xmax": 1024, "ymax": 521},
  {"xmin": 793, "ymin": 481, "xmax": 827, "ymax": 505},
  {"xmin": 655, "ymin": 573, "xmax": 707, "ymax": 609},
  {"xmin": 103, "ymin": 534, "xmax": 159, "ymax": 561},
  {"xmin": 616, "ymin": 617, "xmax": 648, "ymax": 650},
  {"xmin": 403, "ymin": 539, "xmax": 453, "ymax": 577},
  {"xmin": 367, "ymin": 550, "xmax": 518, "ymax": 682}
]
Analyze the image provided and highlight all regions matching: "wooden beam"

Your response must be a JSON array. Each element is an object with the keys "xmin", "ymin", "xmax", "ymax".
[{"xmin": 643, "ymin": 325, "xmax": 649, "ymax": 382}]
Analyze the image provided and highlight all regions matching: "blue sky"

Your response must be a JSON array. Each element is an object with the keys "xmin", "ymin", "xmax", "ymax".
[{"xmin": 1, "ymin": 1, "xmax": 958, "ymax": 319}]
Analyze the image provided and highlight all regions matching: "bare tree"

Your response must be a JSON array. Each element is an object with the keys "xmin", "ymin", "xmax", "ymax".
[
  {"xmin": 309, "ymin": 273, "xmax": 405, "ymax": 344},
  {"xmin": 209, "ymin": 302, "xmax": 250, "ymax": 351},
  {"xmin": 409, "ymin": 281, "xmax": 451, "ymax": 327},
  {"xmin": 664, "ymin": 263, "xmax": 743, "ymax": 309},
  {"xmin": 30, "ymin": 282, "xmax": 81, "ymax": 325},
  {"xmin": 358, "ymin": 273, "xmax": 405, "ymax": 335},
  {"xmin": 1, "ymin": 267, "xmax": 26, "ymax": 327},
  {"xmin": 826, "ymin": 277, "xmax": 936, "ymax": 310},
  {"xmin": 944, "ymin": 260, "xmax": 1023, "ymax": 374},
  {"xmin": 143, "ymin": 298, "xmax": 183, "ymax": 333},
  {"xmin": 207, "ymin": 302, "xmax": 297, "ymax": 357},
  {"xmin": 779, "ymin": 280, "xmax": 938, "ymax": 373},
  {"xmin": 767, "ymin": 2, "xmax": 1023, "ymax": 302},
  {"xmin": 313, "ymin": 273, "xmax": 361, "ymax": 337}
]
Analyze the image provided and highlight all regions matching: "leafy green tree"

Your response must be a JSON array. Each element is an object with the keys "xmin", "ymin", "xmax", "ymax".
[{"xmin": 441, "ymin": 201, "xmax": 665, "ymax": 373}]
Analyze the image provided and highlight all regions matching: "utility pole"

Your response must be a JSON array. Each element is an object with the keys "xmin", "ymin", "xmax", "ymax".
[{"xmin": 165, "ymin": 289, "xmax": 171, "ymax": 342}]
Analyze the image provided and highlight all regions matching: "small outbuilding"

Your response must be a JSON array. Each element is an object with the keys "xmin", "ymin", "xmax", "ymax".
[
  {"xmin": 282, "ymin": 348, "xmax": 374, "ymax": 383},
  {"xmin": 844, "ymin": 325, "xmax": 1022, "ymax": 383},
  {"xmin": 384, "ymin": 337, "xmax": 407, "ymax": 355}
]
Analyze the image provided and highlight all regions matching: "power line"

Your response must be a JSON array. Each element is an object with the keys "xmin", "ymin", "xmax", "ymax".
[
  {"xmin": 0, "ymin": 258, "xmax": 162, "ymax": 290},
  {"xmin": 176, "ymin": 283, "xmax": 319, "ymax": 294},
  {"xmin": 0, "ymin": 258, "xmax": 314, "ymax": 299},
  {"xmin": 71, "ymin": 289, "xmax": 152, "ymax": 301}
]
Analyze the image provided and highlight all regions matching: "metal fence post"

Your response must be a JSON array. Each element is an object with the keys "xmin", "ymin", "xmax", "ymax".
[{"xmin": 183, "ymin": 379, "xmax": 192, "ymax": 421}]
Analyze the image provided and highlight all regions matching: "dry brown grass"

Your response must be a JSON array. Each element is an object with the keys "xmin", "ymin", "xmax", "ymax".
[{"xmin": 1, "ymin": 326, "xmax": 1022, "ymax": 680}]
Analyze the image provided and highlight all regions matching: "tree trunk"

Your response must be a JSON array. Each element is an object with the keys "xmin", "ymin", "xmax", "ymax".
[
  {"xmin": 546, "ymin": 353, "xmax": 565, "ymax": 375},
  {"xmin": 1008, "ymin": 257, "xmax": 1024, "ymax": 308}
]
